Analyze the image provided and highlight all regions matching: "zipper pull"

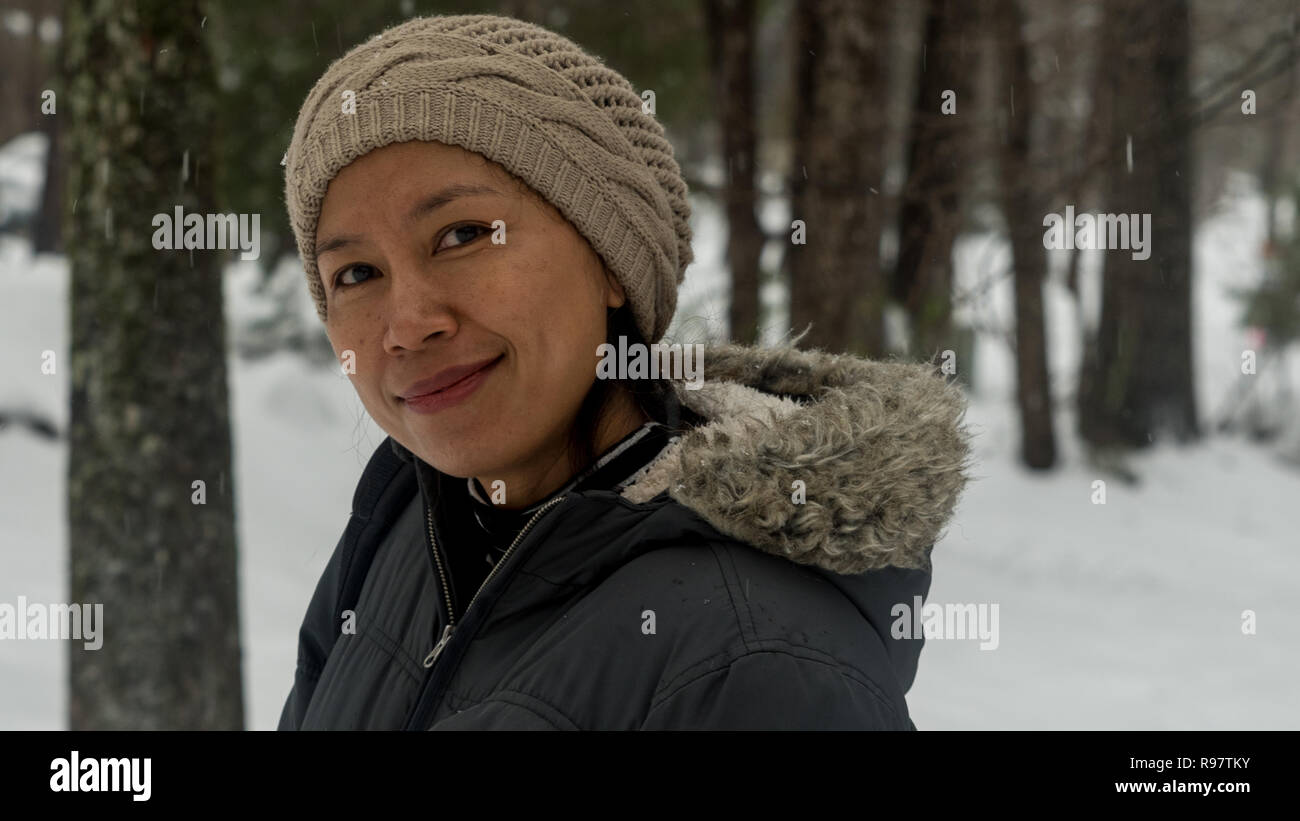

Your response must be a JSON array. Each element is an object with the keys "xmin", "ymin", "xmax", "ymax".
[{"xmin": 423, "ymin": 623, "xmax": 455, "ymax": 668}]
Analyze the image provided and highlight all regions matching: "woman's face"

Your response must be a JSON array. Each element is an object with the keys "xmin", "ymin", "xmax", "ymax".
[{"xmin": 316, "ymin": 140, "xmax": 626, "ymax": 497}]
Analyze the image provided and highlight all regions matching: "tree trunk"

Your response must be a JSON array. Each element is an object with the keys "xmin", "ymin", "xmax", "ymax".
[
  {"xmin": 995, "ymin": 0, "xmax": 1056, "ymax": 469},
  {"xmin": 1079, "ymin": 0, "xmax": 1199, "ymax": 449},
  {"xmin": 64, "ymin": 0, "xmax": 243, "ymax": 729},
  {"xmin": 703, "ymin": 0, "xmax": 764, "ymax": 345},
  {"xmin": 893, "ymin": 0, "xmax": 972, "ymax": 362},
  {"xmin": 789, "ymin": 0, "xmax": 887, "ymax": 355},
  {"xmin": 0, "ymin": 1, "xmax": 45, "ymax": 147},
  {"xmin": 1261, "ymin": 18, "xmax": 1297, "ymax": 248},
  {"xmin": 34, "ymin": 107, "xmax": 63, "ymax": 254}
]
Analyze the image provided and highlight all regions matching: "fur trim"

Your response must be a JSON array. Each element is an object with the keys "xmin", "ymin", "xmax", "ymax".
[{"xmin": 621, "ymin": 344, "xmax": 974, "ymax": 574}]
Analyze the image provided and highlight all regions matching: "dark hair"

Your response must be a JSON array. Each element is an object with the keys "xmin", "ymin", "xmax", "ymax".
[{"xmin": 565, "ymin": 304, "xmax": 693, "ymax": 477}]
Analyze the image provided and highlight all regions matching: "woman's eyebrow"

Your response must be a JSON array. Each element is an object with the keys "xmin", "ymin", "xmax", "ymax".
[
  {"xmin": 404, "ymin": 183, "xmax": 502, "ymax": 223},
  {"xmin": 315, "ymin": 182, "xmax": 503, "ymax": 256}
]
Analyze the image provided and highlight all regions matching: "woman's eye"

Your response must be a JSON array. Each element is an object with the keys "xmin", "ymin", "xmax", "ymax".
[
  {"xmin": 335, "ymin": 264, "xmax": 378, "ymax": 288},
  {"xmin": 436, "ymin": 223, "xmax": 489, "ymax": 252}
]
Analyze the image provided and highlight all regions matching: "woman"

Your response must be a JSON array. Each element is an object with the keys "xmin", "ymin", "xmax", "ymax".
[{"xmin": 278, "ymin": 13, "xmax": 972, "ymax": 730}]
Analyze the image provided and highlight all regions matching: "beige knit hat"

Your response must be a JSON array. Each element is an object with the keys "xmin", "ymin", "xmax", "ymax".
[{"xmin": 284, "ymin": 13, "xmax": 693, "ymax": 343}]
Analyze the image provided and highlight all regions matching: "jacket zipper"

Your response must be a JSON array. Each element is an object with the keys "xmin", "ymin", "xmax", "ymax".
[
  {"xmin": 420, "ymin": 493, "xmax": 567, "ymax": 669},
  {"xmin": 421, "ymin": 503, "xmax": 456, "ymax": 667}
]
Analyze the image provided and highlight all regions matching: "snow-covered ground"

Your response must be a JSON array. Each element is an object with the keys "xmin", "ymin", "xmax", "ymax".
[{"xmin": 1, "ymin": 134, "xmax": 1297, "ymax": 729}]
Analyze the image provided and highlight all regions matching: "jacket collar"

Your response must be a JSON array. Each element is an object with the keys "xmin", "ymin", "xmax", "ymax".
[{"xmin": 620, "ymin": 343, "xmax": 973, "ymax": 574}]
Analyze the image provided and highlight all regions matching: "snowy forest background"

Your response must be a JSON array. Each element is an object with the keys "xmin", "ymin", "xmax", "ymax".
[{"xmin": 2, "ymin": 0, "xmax": 1299, "ymax": 729}]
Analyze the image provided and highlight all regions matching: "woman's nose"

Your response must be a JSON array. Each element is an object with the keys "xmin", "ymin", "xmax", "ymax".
[{"xmin": 382, "ymin": 266, "xmax": 460, "ymax": 353}]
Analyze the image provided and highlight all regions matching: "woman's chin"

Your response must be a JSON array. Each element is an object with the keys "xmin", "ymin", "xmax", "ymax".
[{"xmin": 401, "ymin": 429, "xmax": 503, "ymax": 479}]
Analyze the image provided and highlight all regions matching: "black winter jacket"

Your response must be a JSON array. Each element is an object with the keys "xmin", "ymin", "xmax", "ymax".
[{"xmin": 278, "ymin": 344, "xmax": 972, "ymax": 730}]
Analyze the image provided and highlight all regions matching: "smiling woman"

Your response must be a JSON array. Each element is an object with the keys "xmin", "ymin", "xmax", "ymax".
[{"xmin": 278, "ymin": 13, "xmax": 973, "ymax": 732}]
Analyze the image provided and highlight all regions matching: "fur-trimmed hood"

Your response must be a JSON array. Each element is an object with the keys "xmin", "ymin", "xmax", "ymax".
[{"xmin": 622, "ymin": 343, "xmax": 974, "ymax": 575}]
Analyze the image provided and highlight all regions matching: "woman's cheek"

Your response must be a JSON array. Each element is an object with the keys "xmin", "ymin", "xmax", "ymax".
[{"xmin": 329, "ymin": 329, "xmax": 377, "ymax": 401}]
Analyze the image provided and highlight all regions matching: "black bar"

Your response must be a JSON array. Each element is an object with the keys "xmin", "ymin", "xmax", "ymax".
[{"xmin": 2, "ymin": 730, "xmax": 1289, "ymax": 808}]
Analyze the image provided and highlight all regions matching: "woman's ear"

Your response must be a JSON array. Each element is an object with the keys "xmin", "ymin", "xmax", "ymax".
[{"xmin": 603, "ymin": 267, "xmax": 627, "ymax": 310}]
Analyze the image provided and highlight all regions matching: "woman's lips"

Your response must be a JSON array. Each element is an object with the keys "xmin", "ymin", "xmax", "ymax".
[{"xmin": 400, "ymin": 356, "xmax": 502, "ymax": 415}]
